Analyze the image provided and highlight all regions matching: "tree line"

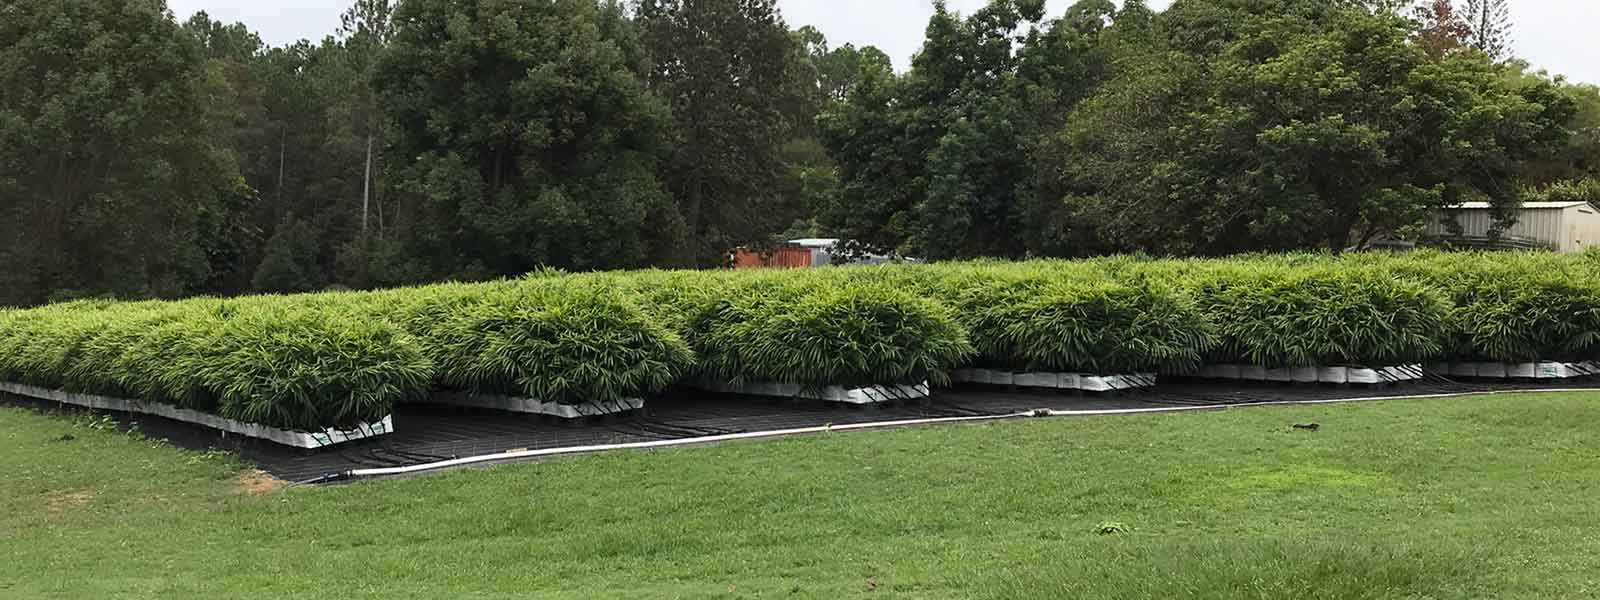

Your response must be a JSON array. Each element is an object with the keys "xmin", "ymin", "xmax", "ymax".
[{"xmin": 2, "ymin": 0, "xmax": 1597, "ymax": 306}]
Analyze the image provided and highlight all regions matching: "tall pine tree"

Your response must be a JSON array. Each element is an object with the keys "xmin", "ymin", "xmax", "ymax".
[{"xmin": 1463, "ymin": 0, "xmax": 1513, "ymax": 60}]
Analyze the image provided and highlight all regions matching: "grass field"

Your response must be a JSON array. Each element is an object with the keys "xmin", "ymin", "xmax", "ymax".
[{"xmin": 2, "ymin": 393, "xmax": 1598, "ymax": 599}]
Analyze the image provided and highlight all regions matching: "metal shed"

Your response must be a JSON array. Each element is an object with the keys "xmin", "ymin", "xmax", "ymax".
[{"xmin": 1425, "ymin": 201, "xmax": 1600, "ymax": 252}]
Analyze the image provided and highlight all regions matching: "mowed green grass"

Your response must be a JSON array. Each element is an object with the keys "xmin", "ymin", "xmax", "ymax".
[{"xmin": 2, "ymin": 394, "xmax": 1598, "ymax": 599}]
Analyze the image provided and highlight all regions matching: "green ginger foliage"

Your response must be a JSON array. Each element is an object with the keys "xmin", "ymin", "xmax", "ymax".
[
  {"xmin": 0, "ymin": 299, "xmax": 430, "ymax": 431},
  {"xmin": 1185, "ymin": 264, "xmax": 1450, "ymax": 368},
  {"xmin": 872, "ymin": 263, "xmax": 1212, "ymax": 375},
  {"xmin": 8, "ymin": 250, "xmax": 1600, "ymax": 435},
  {"xmin": 424, "ymin": 280, "xmax": 693, "ymax": 404},
  {"xmin": 606, "ymin": 270, "xmax": 973, "ymax": 387}
]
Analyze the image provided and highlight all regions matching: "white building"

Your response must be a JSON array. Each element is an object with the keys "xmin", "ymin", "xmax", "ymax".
[{"xmin": 1425, "ymin": 201, "xmax": 1600, "ymax": 252}]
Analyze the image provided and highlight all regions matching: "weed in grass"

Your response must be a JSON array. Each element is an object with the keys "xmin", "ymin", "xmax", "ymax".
[
  {"xmin": 1098, "ymin": 522, "xmax": 1130, "ymax": 535},
  {"xmin": 75, "ymin": 414, "xmax": 118, "ymax": 433}
]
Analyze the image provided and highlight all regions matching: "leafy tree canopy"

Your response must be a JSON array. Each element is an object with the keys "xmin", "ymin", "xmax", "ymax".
[
  {"xmin": 375, "ymin": 0, "xmax": 681, "ymax": 281},
  {"xmin": 1044, "ymin": 0, "xmax": 1574, "ymax": 255},
  {"xmin": 0, "ymin": 0, "xmax": 246, "ymax": 306}
]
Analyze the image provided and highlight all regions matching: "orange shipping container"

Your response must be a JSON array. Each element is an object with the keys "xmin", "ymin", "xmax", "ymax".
[{"xmin": 731, "ymin": 246, "xmax": 813, "ymax": 269}]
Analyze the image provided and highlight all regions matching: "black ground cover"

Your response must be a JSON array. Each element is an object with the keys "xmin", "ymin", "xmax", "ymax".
[{"xmin": 5, "ymin": 375, "xmax": 1594, "ymax": 482}]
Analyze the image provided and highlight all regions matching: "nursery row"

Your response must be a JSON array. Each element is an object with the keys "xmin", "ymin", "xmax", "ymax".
[{"xmin": 1, "ymin": 250, "xmax": 1598, "ymax": 433}]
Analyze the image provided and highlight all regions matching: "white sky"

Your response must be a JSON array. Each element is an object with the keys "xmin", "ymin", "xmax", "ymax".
[{"xmin": 167, "ymin": 0, "xmax": 1600, "ymax": 85}]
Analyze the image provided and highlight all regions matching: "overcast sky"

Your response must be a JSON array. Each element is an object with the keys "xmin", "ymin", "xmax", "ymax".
[{"xmin": 167, "ymin": 0, "xmax": 1600, "ymax": 85}]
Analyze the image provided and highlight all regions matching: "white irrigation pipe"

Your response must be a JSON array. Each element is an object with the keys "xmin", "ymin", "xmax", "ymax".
[
  {"xmin": 345, "ymin": 412, "xmax": 1024, "ymax": 478},
  {"xmin": 342, "ymin": 387, "xmax": 1600, "ymax": 479}
]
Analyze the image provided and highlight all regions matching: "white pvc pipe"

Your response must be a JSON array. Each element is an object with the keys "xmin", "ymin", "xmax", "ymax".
[
  {"xmin": 344, "ymin": 387, "xmax": 1598, "ymax": 478},
  {"xmin": 347, "ymin": 412, "xmax": 1023, "ymax": 477}
]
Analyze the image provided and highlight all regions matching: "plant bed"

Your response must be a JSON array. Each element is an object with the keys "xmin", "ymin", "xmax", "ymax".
[
  {"xmin": 1428, "ymin": 362, "xmax": 1600, "ymax": 380},
  {"xmin": 418, "ymin": 392, "xmax": 645, "ymax": 418},
  {"xmin": 0, "ymin": 382, "xmax": 392, "ymax": 449},
  {"xmin": 647, "ymin": 275, "xmax": 972, "ymax": 397},
  {"xmin": 1186, "ymin": 265, "xmax": 1448, "ymax": 381},
  {"xmin": 397, "ymin": 280, "xmax": 693, "ymax": 414},
  {"xmin": 699, "ymin": 381, "xmax": 931, "ymax": 405},
  {"xmin": 1196, "ymin": 365, "xmax": 1424, "ymax": 385},
  {"xmin": 902, "ymin": 269, "xmax": 1209, "ymax": 386},
  {"xmin": 0, "ymin": 302, "xmax": 428, "ymax": 440},
  {"xmin": 952, "ymin": 369, "xmax": 1157, "ymax": 392}
]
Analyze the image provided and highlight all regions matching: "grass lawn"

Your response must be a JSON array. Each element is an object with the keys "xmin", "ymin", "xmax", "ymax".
[{"xmin": 2, "ymin": 393, "xmax": 1598, "ymax": 599}]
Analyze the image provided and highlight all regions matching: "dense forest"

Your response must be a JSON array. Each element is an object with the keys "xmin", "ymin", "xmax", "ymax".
[{"xmin": 2, "ymin": 0, "xmax": 1597, "ymax": 306}]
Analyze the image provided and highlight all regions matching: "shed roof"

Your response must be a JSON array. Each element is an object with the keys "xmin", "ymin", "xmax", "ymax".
[
  {"xmin": 1449, "ymin": 201, "xmax": 1592, "ymax": 210},
  {"xmin": 788, "ymin": 238, "xmax": 840, "ymax": 248}
]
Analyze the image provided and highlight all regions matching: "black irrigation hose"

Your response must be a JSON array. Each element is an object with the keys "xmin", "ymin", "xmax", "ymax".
[
  {"xmin": 291, "ymin": 473, "xmax": 349, "ymax": 486},
  {"xmin": 598, "ymin": 413, "xmax": 752, "ymax": 441},
  {"xmin": 380, "ymin": 447, "xmax": 454, "ymax": 463},
  {"xmin": 600, "ymin": 425, "xmax": 670, "ymax": 441},
  {"xmin": 602, "ymin": 422, "xmax": 698, "ymax": 441},
  {"xmin": 362, "ymin": 449, "xmax": 409, "ymax": 468},
  {"xmin": 919, "ymin": 400, "xmax": 1012, "ymax": 418},
  {"xmin": 366, "ymin": 446, "xmax": 452, "ymax": 467},
  {"xmin": 627, "ymin": 419, "xmax": 745, "ymax": 438},
  {"xmin": 1140, "ymin": 394, "xmax": 1267, "ymax": 407}
]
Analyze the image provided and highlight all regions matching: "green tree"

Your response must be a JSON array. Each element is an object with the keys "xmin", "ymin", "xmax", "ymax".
[
  {"xmin": 1561, "ymin": 84, "xmax": 1600, "ymax": 179},
  {"xmin": 1519, "ymin": 75, "xmax": 1600, "ymax": 184},
  {"xmin": 1049, "ymin": 0, "xmax": 1572, "ymax": 255},
  {"xmin": 820, "ymin": 0, "xmax": 1119, "ymax": 260},
  {"xmin": 0, "ymin": 0, "xmax": 244, "ymax": 306},
  {"xmin": 244, "ymin": 40, "xmax": 366, "ymax": 290},
  {"xmin": 188, "ymin": 5, "xmax": 406, "ymax": 292},
  {"xmin": 811, "ymin": 42, "xmax": 904, "ymax": 255},
  {"xmin": 375, "ymin": 0, "xmax": 680, "ymax": 281},
  {"xmin": 252, "ymin": 218, "xmax": 325, "ymax": 293},
  {"xmin": 766, "ymin": 26, "xmax": 886, "ymax": 247},
  {"xmin": 796, "ymin": 26, "xmax": 892, "ymax": 104},
  {"xmin": 1526, "ymin": 179, "xmax": 1600, "ymax": 205},
  {"xmin": 635, "ymin": 0, "xmax": 814, "ymax": 265},
  {"xmin": 182, "ymin": 12, "xmax": 272, "ymax": 294},
  {"xmin": 336, "ymin": 0, "xmax": 394, "ymax": 239}
]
